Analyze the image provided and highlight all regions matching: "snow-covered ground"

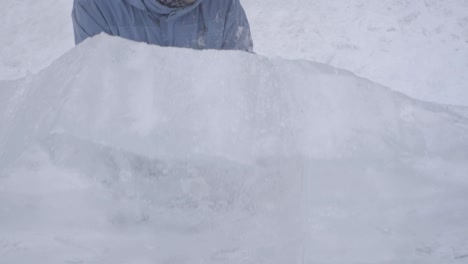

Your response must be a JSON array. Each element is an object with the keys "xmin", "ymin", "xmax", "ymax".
[
  {"xmin": 244, "ymin": 0, "xmax": 468, "ymax": 105},
  {"xmin": 0, "ymin": 0, "xmax": 467, "ymax": 105},
  {"xmin": 1, "ymin": 35, "xmax": 468, "ymax": 263},
  {"xmin": 0, "ymin": 0, "xmax": 73, "ymax": 81},
  {"xmin": 1, "ymin": 0, "xmax": 468, "ymax": 263}
]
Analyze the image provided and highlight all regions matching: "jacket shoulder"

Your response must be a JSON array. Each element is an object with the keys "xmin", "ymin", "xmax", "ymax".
[
  {"xmin": 74, "ymin": 0, "xmax": 126, "ymax": 9},
  {"xmin": 73, "ymin": 0, "xmax": 131, "ymax": 27}
]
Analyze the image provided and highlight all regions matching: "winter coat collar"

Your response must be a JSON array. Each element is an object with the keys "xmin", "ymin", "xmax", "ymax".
[{"xmin": 125, "ymin": 0, "xmax": 203, "ymax": 16}]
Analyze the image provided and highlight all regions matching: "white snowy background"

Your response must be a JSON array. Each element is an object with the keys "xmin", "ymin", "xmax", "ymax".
[{"xmin": 1, "ymin": 1, "xmax": 468, "ymax": 264}]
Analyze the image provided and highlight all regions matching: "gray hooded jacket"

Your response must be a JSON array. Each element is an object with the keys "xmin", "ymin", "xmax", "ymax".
[{"xmin": 72, "ymin": 0, "xmax": 253, "ymax": 52}]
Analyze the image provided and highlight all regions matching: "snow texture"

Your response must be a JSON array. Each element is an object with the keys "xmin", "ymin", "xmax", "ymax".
[
  {"xmin": 1, "ymin": 0, "xmax": 467, "ymax": 105},
  {"xmin": 1, "ymin": 35, "xmax": 468, "ymax": 263},
  {"xmin": 243, "ymin": 0, "xmax": 468, "ymax": 105}
]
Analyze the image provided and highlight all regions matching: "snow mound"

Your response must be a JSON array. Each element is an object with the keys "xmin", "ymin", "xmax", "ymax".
[{"xmin": 1, "ymin": 35, "xmax": 468, "ymax": 264}]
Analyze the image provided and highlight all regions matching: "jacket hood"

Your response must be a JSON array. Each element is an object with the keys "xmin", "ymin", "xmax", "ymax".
[{"xmin": 125, "ymin": 0, "xmax": 204, "ymax": 16}]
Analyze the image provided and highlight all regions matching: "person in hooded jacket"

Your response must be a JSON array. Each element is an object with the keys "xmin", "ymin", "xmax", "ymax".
[{"xmin": 72, "ymin": 0, "xmax": 253, "ymax": 52}]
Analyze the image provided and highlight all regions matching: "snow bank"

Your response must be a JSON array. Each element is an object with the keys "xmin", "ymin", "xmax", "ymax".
[
  {"xmin": 1, "ymin": 35, "xmax": 468, "ymax": 263},
  {"xmin": 2, "ymin": 0, "xmax": 467, "ymax": 106}
]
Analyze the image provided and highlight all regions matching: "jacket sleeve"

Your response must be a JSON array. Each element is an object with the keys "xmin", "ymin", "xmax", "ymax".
[
  {"xmin": 222, "ymin": 0, "xmax": 254, "ymax": 52},
  {"xmin": 72, "ymin": 0, "xmax": 110, "ymax": 45}
]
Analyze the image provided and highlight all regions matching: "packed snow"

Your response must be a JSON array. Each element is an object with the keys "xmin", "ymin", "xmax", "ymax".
[
  {"xmin": 1, "ymin": 35, "xmax": 468, "ymax": 263},
  {"xmin": 1, "ymin": 0, "xmax": 468, "ymax": 263},
  {"xmin": 1, "ymin": 0, "xmax": 467, "ymax": 105}
]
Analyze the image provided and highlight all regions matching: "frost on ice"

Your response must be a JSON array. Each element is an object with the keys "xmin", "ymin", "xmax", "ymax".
[{"xmin": 0, "ymin": 35, "xmax": 468, "ymax": 263}]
